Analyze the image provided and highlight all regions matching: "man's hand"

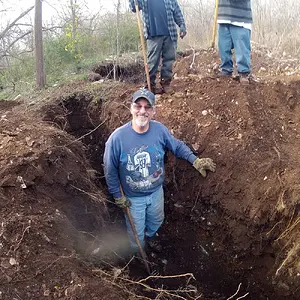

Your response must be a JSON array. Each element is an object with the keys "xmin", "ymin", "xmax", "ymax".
[
  {"xmin": 180, "ymin": 30, "xmax": 187, "ymax": 39},
  {"xmin": 193, "ymin": 158, "xmax": 216, "ymax": 177},
  {"xmin": 114, "ymin": 196, "xmax": 131, "ymax": 208}
]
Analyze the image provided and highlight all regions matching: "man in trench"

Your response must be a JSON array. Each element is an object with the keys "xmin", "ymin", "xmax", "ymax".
[{"xmin": 103, "ymin": 88, "xmax": 216, "ymax": 254}]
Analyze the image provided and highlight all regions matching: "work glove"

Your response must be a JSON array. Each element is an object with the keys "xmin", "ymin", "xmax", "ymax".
[
  {"xmin": 114, "ymin": 196, "xmax": 131, "ymax": 209},
  {"xmin": 193, "ymin": 158, "xmax": 216, "ymax": 178}
]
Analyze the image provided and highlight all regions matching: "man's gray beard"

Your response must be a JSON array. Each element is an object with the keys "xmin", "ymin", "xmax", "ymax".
[{"xmin": 135, "ymin": 116, "xmax": 149, "ymax": 127}]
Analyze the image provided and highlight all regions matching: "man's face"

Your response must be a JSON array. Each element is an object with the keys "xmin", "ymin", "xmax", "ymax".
[{"xmin": 131, "ymin": 98, "xmax": 155, "ymax": 128}]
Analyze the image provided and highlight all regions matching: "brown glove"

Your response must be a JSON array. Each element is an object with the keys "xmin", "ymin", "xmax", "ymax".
[
  {"xmin": 193, "ymin": 158, "xmax": 216, "ymax": 177},
  {"xmin": 114, "ymin": 196, "xmax": 131, "ymax": 209}
]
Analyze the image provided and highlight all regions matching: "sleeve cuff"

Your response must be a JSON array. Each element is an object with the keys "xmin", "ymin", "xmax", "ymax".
[
  {"xmin": 113, "ymin": 192, "xmax": 122, "ymax": 199},
  {"xmin": 180, "ymin": 24, "xmax": 186, "ymax": 32},
  {"xmin": 188, "ymin": 154, "xmax": 197, "ymax": 164}
]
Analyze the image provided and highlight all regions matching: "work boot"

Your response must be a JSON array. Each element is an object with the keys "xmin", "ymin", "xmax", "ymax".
[
  {"xmin": 146, "ymin": 233, "xmax": 162, "ymax": 253},
  {"xmin": 216, "ymin": 70, "xmax": 232, "ymax": 77},
  {"xmin": 143, "ymin": 83, "xmax": 162, "ymax": 95},
  {"xmin": 160, "ymin": 78, "xmax": 173, "ymax": 94},
  {"xmin": 152, "ymin": 84, "xmax": 163, "ymax": 94},
  {"xmin": 239, "ymin": 73, "xmax": 250, "ymax": 85}
]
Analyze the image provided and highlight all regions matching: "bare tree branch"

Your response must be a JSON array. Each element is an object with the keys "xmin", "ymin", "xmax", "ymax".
[
  {"xmin": 0, "ymin": 6, "xmax": 34, "ymax": 40},
  {"xmin": 42, "ymin": 26, "xmax": 63, "ymax": 31},
  {"xmin": 0, "ymin": 30, "xmax": 32, "ymax": 59},
  {"xmin": 1, "ymin": 50, "xmax": 33, "ymax": 60},
  {"xmin": 13, "ymin": 23, "xmax": 34, "ymax": 28}
]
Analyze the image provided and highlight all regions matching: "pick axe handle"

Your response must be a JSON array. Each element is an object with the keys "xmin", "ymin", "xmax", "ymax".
[
  {"xmin": 134, "ymin": 0, "xmax": 151, "ymax": 91},
  {"xmin": 120, "ymin": 186, "xmax": 151, "ymax": 274},
  {"xmin": 124, "ymin": 207, "xmax": 151, "ymax": 274}
]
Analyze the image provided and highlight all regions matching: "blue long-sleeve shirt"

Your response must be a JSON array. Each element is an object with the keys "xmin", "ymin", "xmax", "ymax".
[
  {"xmin": 104, "ymin": 120, "xmax": 197, "ymax": 198},
  {"xmin": 129, "ymin": 0, "xmax": 186, "ymax": 42}
]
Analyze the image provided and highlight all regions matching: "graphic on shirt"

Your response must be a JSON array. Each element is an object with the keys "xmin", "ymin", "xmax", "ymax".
[
  {"xmin": 126, "ymin": 154, "xmax": 135, "ymax": 171},
  {"xmin": 124, "ymin": 144, "xmax": 164, "ymax": 191},
  {"xmin": 134, "ymin": 151, "xmax": 151, "ymax": 176}
]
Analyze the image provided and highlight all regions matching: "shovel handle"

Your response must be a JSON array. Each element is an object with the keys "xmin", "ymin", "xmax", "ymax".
[{"xmin": 211, "ymin": 0, "xmax": 219, "ymax": 48}]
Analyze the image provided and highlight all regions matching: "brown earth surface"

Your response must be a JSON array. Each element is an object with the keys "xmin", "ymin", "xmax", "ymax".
[{"xmin": 0, "ymin": 49, "xmax": 300, "ymax": 300}]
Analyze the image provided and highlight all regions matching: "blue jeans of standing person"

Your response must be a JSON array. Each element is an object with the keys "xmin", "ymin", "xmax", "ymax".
[
  {"xmin": 125, "ymin": 186, "xmax": 164, "ymax": 252},
  {"xmin": 218, "ymin": 24, "xmax": 251, "ymax": 75},
  {"xmin": 147, "ymin": 36, "xmax": 177, "ymax": 85}
]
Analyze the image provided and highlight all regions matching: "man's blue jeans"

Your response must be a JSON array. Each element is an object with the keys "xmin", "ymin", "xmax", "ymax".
[
  {"xmin": 147, "ymin": 36, "xmax": 177, "ymax": 84},
  {"xmin": 125, "ymin": 186, "xmax": 164, "ymax": 251},
  {"xmin": 218, "ymin": 24, "xmax": 251, "ymax": 74}
]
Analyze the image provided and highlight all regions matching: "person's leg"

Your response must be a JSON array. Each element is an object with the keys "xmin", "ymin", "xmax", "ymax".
[
  {"xmin": 145, "ymin": 186, "xmax": 164, "ymax": 239},
  {"xmin": 218, "ymin": 24, "xmax": 234, "ymax": 74},
  {"xmin": 160, "ymin": 36, "xmax": 177, "ymax": 85},
  {"xmin": 231, "ymin": 25, "xmax": 251, "ymax": 74},
  {"xmin": 125, "ymin": 195, "xmax": 147, "ymax": 252},
  {"xmin": 147, "ymin": 37, "xmax": 164, "ymax": 88}
]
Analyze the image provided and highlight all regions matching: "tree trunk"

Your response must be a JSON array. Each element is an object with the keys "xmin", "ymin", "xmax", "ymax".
[{"xmin": 35, "ymin": 0, "xmax": 45, "ymax": 89}]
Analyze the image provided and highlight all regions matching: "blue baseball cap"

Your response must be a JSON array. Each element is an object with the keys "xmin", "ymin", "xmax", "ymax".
[{"xmin": 132, "ymin": 88, "xmax": 155, "ymax": 107}]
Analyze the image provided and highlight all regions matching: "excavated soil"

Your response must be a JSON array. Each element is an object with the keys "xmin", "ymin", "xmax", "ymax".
[{"xmin": 0, "ymin": 50, "xmax": 300, "ymax": 300}]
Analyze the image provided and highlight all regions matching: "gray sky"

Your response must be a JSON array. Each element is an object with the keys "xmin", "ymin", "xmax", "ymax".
[{"xmin": 1, "ymin": 0, "xmax": 126, "ymax": 25}]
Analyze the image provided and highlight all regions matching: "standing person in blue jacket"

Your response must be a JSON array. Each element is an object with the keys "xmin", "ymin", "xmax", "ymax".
[
  {"xmin": 129, "ymin": 0, "xmax": 187, "ymax": 94},
  {"xmin": 104, "ymin": 88, "xmax": 216, "ymax": 253},
  {"xmin": 217, "ymin": 0, "xmax": 253, "ymax": 84}
]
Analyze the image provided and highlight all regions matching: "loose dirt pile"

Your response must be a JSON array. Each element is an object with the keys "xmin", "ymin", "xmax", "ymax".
[
  {"xmin": 174, "ymin": 46, "xmax": 300, "ymax": 79},
  {"xmin": 0, "ymin": 50, "xmax": 300, "ymax": 300}
]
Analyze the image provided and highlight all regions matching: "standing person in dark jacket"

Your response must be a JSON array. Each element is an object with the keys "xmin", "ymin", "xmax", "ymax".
[
  {"xmin": 104, "ymin": 88, "xmax": 216, "ymax": 253},
  {"xmin": 217, "ymin": 0, "xmax": 253, "ymax": 84},
  {"xmin": 129, "ymin": 0, "xmax": 187, "ymax": 94}
]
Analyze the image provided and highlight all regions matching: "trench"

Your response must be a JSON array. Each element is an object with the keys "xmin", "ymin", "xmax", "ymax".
[{"xmin": 44, "ymin": 91, "xmax": 294, "ymax": 300}]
